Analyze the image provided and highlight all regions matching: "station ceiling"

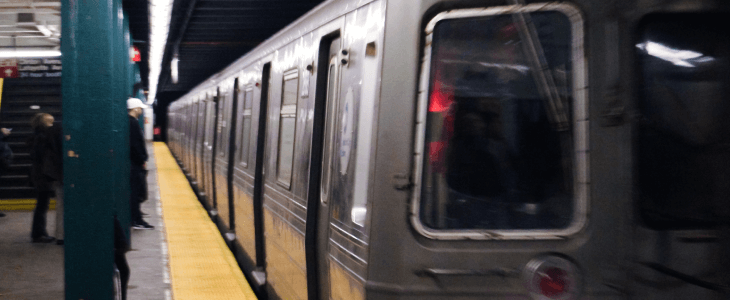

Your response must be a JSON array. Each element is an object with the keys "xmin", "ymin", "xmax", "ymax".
[
  {"xmin": 148, "ymin": 0, "xmax": 326, "ymax": 106},
  {"xmin": 0, "ymin": 0, "xmax": 60, "ymax": 50}
]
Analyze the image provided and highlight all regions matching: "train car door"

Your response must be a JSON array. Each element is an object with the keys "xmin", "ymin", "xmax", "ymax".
[
  {"xmin": 194, "ymin": 98, "xmax": 205, "ymax": 187},
  {"xmin": 190, "ymin": 99, "xmax": 200, "ymax": 182},
  {"xmin": 215, "ymin": 83, "xmax": 235, "ymax": 229},
  {"xmin": 203, "ymin": 93, "xmax": 217, "ymax": 210},
  {"xmin": 308, "ymin": 34, "xmax": 341, "ymax": 300},
  {"xmin": 195, "ymin": 98, "xmax": 207, "ymax": 196},
  {"xmin": 632, "ymin": 13, "xmax": 730, "ymax": 300}
]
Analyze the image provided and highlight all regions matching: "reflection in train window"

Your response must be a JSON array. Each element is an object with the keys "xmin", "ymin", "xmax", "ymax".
[
  {"xmin": 420, "ymin": 12, "xmax": 575, "ymax": 230},
  {"xmin": 277, "ymin": 70, "xmax": 299, "ymax": 188},
  {"xmin": 637, "ymin": 14, "xmax": 730, "ymax": 229}
]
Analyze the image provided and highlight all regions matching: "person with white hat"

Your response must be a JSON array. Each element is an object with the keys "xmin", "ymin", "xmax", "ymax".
[{"xmin": 127, "ymin": 98, "xmax": 153, "ymax": 230}]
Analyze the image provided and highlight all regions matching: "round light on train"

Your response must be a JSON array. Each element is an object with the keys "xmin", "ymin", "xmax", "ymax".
[{"xmin": 522, "ymin": 255, "xmax": 581, "ymax": 300}]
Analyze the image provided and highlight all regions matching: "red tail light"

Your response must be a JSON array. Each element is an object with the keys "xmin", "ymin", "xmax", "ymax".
[{"xmin": 523, "ymin": 255, "xmax": 581, "ymax": 300}]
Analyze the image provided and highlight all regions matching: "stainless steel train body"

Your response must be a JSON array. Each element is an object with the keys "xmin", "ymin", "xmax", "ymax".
[{"xmin": 166, "ymin": 0, "xmax": 730, "ymax": 299}]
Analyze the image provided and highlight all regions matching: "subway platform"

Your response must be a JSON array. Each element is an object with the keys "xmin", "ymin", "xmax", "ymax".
[{"xmin": 0, "ymin": 142, "xmax": 257, "ymax": 299}]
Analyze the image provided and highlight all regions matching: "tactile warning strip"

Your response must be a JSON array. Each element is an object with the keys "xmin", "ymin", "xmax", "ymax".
[{"xmin": 154, "ymin": 143, "xmax": 257, "ymax": 300}]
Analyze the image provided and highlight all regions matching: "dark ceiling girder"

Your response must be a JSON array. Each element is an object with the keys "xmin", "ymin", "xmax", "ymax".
[
  {"xmin": 172, "ymin": 0, "xmax": 200, "ymax": 55},
  {"xmin": 154, "ymin": 0, "xmax": 325, "ymax": 104},
  {"xmin": 158, "ymin": 0, "xmax": 199, "ymax": 88}
]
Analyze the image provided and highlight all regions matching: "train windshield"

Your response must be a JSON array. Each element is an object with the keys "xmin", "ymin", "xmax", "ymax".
[
  {"xmin": 637, "ymin": 14, "xmax": 730, "ymax": 229},
  {"xmin": 420, "ymin": 11, "xmax": 577, "ymax": 231}
]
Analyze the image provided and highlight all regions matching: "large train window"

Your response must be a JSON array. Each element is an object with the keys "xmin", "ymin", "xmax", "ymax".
[
  {"xmin": 413, "ymin": 4, "xmax": 588, "ymax": 239},
  {"xmin": 637, "ymin": 14, "xmax": 730, "ymax": 230},
  {"xmin": 237, "ymin": 85, "xmax": 254, "ymax": 167},
  {"xmin": 277, "ymin": 70, "xmax": 299, "ymax": 188}
]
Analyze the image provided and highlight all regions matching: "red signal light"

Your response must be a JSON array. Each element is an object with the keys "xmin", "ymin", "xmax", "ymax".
[
  {"xmin": 523, "ymin": 255, "xmax": 581, "ymax": 300},
  {"xmin": 131, "ymin": 46, "xmax": 141, "ymax": 62},
  {"xmin": 539, "ymin": 267, "xmax": 568, "ymax": 297}
]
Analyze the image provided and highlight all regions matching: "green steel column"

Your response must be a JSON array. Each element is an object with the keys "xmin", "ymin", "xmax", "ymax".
[
  {"xmin": 61, "ymin": 0, "xmax": 127, "ymax": 298},
  {"xmin": 113, "ymin": 0, "xmax": 132, "ymax": 241}
]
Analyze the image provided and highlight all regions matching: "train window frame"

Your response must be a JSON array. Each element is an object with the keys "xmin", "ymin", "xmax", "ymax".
[
  {"xmin": 276, "ymin": 69, "xmax": 300, "ymax": 189},
  {"xmin": 411, "ymin": 3, "xmax": 589, "ymax": 240},
  {"xmin": 237, "ymin": 84, "xmax": 254, "ymax": 168}
]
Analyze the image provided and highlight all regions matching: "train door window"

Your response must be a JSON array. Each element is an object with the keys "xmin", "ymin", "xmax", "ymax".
[
  {"xmin": 636, "ymin": 14, "xmax": 730, "ymax": 230},
  {"xmin": 277, "ymin": 70, "xmax": 299, "ymax": 188},
  {"xmin": 204, "ymin": 97, "xmax": 213, "ymax": 147},
  {"xmin": 321, "ymin": 58, "xmax": 340, "ymax": 208},
  {"xmin": 414, "ymin": 4, "xmax": 587, "ymax": 239},
  {"xmin": 217, "ymin": 92, "xmax": 228, "ymax": 157},
  {"xmin": 238, "ymin": 86, "xmax": 254, "ymax": 167}
]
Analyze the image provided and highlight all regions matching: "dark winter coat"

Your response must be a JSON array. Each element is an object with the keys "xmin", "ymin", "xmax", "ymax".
[
  {"xmin": 29, "ymin": 126, "xmax": 63, "ymax": 191},
  {"xmin": 0, "ymin": 134, "xmax": 12, "ymax": 175},
  {"xmin": 129, "ymin": 115, "xmax": 148, "ymax": 169}
]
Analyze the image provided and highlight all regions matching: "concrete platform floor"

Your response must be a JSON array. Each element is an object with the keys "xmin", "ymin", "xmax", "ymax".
[
  {"xmin": 0, "ymin": 210, "xmax": 64, "ymax": 300},
  {"xmin": 0, "ymin": 142, "xmax": 170, "ymax": 299}
]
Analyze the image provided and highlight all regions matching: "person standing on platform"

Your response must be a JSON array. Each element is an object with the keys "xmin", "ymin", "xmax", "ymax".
[
  {"xmin": 28, "ymin": 113, "xmax": 61, "ymax": 243},
  {"xmin": 45, "ymin": 118, "xmax": 64, "ymax": 245},
  {"xmin": 128, "ymin": 98, "xmax": 153, "ymax": 230},
  {"xmin": 0, "ymin": 127, "xmax": 13, "ymax": 218}
]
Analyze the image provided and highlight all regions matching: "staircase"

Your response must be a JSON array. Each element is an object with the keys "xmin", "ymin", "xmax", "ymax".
[{"xmin": 0, "ymin": 77, "xmax": 62, "ymax": 199}]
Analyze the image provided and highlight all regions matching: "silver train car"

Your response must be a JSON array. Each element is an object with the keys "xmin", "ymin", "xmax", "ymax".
[{"xmin": 166, "ymin": 0, "xmax": 730, "ymax": 299}]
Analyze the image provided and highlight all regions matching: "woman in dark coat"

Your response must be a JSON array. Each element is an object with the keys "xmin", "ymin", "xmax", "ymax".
[{"xmin": 28, "ymin": 113, "xmax": 63, "ymax": 243}]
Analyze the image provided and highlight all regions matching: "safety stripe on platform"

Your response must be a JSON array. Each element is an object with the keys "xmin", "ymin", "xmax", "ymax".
[
  {"xmin": 0, "ymin": 199, "xmax": 57, "ymax": 211},
  {"xmin": 154, "ymin": 142, "xmax": 257, "ymax": 300}
]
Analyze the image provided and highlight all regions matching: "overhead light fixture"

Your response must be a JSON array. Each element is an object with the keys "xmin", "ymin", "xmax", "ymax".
[
  {"xmin": 171, "ymin": 50, "xmax": 179, "ymax": 84},
  {"xmin": 148, "ymin": 0, "xmax": 174, "ymax": 105},
  {"xmin": 0, "ymin": 50, "xmax": 62, "ymax": 58}
]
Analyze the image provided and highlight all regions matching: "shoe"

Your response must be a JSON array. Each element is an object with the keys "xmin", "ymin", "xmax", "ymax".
[
  {"xmin": 133, "ymin": 222, "xmax": 154, "ymax": 230},
  {"xmin": 0, "ymin": 212, "xmax": 6, "ymax": 217},
  {"xmin": 56, "ymin": 239, "xmax": 64, "ymax": 245},
  {"xmin": 32, "ymin": 236, "xmax": 56, "ymax": 243}
]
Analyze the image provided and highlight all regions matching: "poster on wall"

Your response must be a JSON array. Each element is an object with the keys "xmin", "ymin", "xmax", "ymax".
[{"xmin": 0, "ymin": 58, "xmax": 62, "ymax": 79}]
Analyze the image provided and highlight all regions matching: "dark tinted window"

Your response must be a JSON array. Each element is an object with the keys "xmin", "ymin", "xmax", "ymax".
[
  {"xmin": 637, "ymin": 14, "xmax": 730, "ymax": 229},
  {"xmin": 420, "ymin": 12, "xmax": 575, "ymax": 230}
]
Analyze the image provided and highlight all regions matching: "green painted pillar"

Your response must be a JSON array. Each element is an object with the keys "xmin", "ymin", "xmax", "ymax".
[
  {"xmin": 114, "ymin": 0, "xmax": 132, "ymax": 242},
  {"xmin": 61, "ymin": 0, "xmax": 129, "ymax": 298}
]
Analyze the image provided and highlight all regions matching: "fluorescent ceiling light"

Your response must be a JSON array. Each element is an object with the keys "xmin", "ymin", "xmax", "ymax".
[
  {"xmin": 0, "ymin": 50, "xmax": 61, "ymax": 58},
  {"xmin": 148, "ymin": 0, "xmax": 174, "ymax": 105},
  {"xmin": 171, "ymin": 54, "xmax": 179, "ymax": 84}
]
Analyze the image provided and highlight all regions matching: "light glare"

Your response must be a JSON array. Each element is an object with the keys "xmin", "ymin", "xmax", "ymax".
[
  {"xmin": 148, "ymin": 0, "xmax": 174, "ymax": 105},
  {"xmin": 0, "ymin": 50, "xmax": 62, "ymax": 58},
  {"xmin": 638, "ymin": 41, "xmax": 712, "ymax": 68}
]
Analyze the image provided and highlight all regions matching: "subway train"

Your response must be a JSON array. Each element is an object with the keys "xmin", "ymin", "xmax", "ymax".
[{"xmin": 165, "ymin": 0, "xmax": 730, "ymax": 299}]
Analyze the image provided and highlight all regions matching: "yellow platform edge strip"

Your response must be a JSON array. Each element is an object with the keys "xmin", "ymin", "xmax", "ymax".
[
  {"xmin": 154, "ymin": 142, "xmax": 257, "ymax": 300},
  {"xmin": 0, "ymin": 199, "xmax": 57, "ymax": 211}
]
